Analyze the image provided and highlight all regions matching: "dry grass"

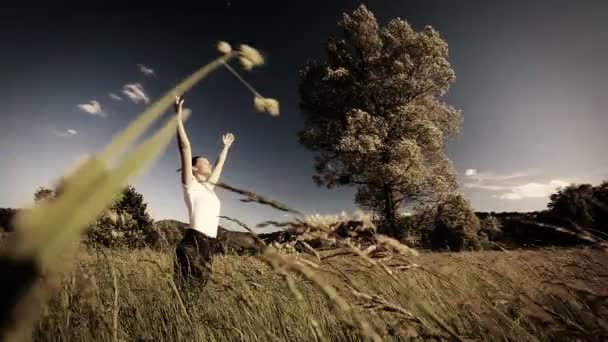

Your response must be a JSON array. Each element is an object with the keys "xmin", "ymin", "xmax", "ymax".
[{"xmin": 28, "ymin": 246, "xmax": 608, "ymax": 341}]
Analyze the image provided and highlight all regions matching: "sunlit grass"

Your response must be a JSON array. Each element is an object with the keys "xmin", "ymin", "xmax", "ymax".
[{"xmin": 29, "ymin": 247, "xmax": 608, "ymax": 341}]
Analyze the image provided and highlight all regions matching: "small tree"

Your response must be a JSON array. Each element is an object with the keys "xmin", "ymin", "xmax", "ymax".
[
  {"xmin": 34, "ymin": 187, "xmax": 55, "ymax": 203},
  {"xmin": 591, "ymin": 181, "xmax": 608, "ymax": 233},
  {"xmin": 429, "ymin": 194, "xmax": 480, "ymax": 251},
  {"xmin": 112, "ymin": 185, "xmax": 154, "ymax": 231},
  {"xmin": 86, "ymin": 211, "xmax": 140, "ymax": 248},
  {"xmin": 547, "ymin": 184, "xmax": 595, "ymax": 228},
  {"xmin": 480, "ymin": 215, "xmax": 502, "ymax": 241},
  {"xmin": 35, "ymin": 181, "xmax": 156, "ymax": 247},
  {"xmin": 298, "ymin": 5, "xmax": 461, "ymax": 236},
  {"xmin": 72, "ymin": 184, "xmax": 157, "ymax": 248}
]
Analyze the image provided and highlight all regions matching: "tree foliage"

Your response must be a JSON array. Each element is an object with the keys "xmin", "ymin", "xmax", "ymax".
[
  {"xmin": 297, "ymin": 5, "xmax": 461, "ymax": 236},
  {"xmin": 429, "ymin": 194, "xmax": 481, "ymax": 251},
  {"xmin": 479, "ymin": 214, "xmax": 503, "ymax": 241},
  {"xmin": 32, "ymin": 183, "xmax": 157, "ymax": 248},
  {"xmin": 86, "ymin": 185, "xmax": 156, "ymax": 248},
  {"xmin": 34, "ymin": 187, "xmax": 55, "ymax": 203},
  {"xmin": 547, "ymin": 182, "xmax": 608, "ymax": 233}
]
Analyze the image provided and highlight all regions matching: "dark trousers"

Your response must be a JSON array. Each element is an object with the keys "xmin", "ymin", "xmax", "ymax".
[{"xmin": 174, "ymin": 229, "xmax": 218, "ymax": 289}]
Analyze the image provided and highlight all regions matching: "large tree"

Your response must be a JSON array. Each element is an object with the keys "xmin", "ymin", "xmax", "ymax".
[{"xmin": 298, "ymin": 5, "xmax": 462, "ymax": 235}]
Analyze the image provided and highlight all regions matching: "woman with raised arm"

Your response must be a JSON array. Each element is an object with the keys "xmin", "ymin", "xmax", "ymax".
[{"xmin": 173, "ymin": 95, "xmax": 235, "ymax": 288}]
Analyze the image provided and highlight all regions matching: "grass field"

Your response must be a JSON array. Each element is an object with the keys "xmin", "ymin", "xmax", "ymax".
[{"xmin": 24, "ymin": 245, "xmax": 608, "ymax": 341}]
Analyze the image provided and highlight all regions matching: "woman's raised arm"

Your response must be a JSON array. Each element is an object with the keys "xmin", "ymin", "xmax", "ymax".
[
  {"xmin": 207, "ymin": 133, "xmax": 234, "ymax": 189},
  {"xmin": 175, "ymin": 96, "xmax": 193, "ymax": 187}
]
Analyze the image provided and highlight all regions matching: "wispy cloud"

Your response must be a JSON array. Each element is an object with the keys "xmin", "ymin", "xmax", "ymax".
[
  {"xmin": 464, "ymin": 169, "xmax": 477, "ymax": 177},
  {"xmin": 122, "ymin": 83, "xmax": 150, "ymax": 104},
  {"xmin": 109, "ymin": 93, "xmax": 123, "ymax": 101},
  {"xmin": 463, "ymin": 183, "xmax": 508, "ymax": 191},
  {"xmin": 52, "ymin": 128, "xmax": 78, "ymax": 138},
  {"xmin": 494, "ymin": 180, "xmax": 570, "ymax": 201},
  {"xmin": 464, "ymin": 168, "xmax": 570, "ymax": 201},
  {"xmin": 497, "ymin": 193, "xmax": 522, "ymax": 200},
  {"xmin": 77, "ymin": 100, "xmax": 106, "ymax": 117},
  {"xmin": 464, "ymin": 169, "xmax": 528, "ymax": 182},
  {"xmin": 138, "ymin": 64, "xmax": 155, "ymax": 77}
]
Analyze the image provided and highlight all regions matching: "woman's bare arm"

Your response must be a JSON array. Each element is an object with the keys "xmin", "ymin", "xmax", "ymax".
[
  {"xmin": 175, "ymin": 96, "xmax": 193, "ymax": 187},
  {"xmin": 207, "ymin": 133, "xmax": 234, "ymax": 189}
]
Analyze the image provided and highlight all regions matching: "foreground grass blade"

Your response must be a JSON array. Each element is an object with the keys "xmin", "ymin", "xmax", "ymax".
[
  {"xmin": 30, "ymin": 115, "xmax": 181, "ymax": 268},
  {"xmin": 14, "ymin": 157, "xmax": 109, "ymax": 261}
]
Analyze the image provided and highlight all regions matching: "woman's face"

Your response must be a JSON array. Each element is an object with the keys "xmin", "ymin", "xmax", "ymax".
[{"xmin": 193, "ymin": 157, "xmax": 212, "ymax": 177}]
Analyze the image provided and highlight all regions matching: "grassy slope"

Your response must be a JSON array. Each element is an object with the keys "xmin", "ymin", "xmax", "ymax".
[{"xmin": 32, "ymin": 247, "xmax": 607, "ymax": 341}]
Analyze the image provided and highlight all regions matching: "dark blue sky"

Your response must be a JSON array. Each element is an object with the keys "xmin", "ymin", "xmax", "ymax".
[{"xmin": 1, "ymin": 1, "xmax": 607, "ymax": 231}]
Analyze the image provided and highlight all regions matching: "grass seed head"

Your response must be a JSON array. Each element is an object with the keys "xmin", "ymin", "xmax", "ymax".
[
  {"xmin": 217, "ymin": 41, "xmax": 232, "ymax": 55},
  {"xmin": 253, "ymin": 96, "xmax": 280, "ymax": 117},
  {"xmin": 239, "ymin": 44, "xmax": 264, "ymax": 68}
]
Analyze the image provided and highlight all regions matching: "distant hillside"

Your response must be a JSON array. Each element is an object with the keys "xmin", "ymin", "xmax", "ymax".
[{"xmin": 154, "ymin": 219, "xmax": 289, "ymax": 253}]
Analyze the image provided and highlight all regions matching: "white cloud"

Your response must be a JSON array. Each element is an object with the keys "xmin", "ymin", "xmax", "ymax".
[
  {"xmin": 464, "ymin": 168, "xmax": 571, "ymax": 202},
  {"xmin": 465, "ymin": 169, "xmax": 528, "ymax": 182},
  {"xmin": 497, "ymin": 193, "xmax": 522, "ymax": 200},
  {"xmin": 496, "ymin": 179, "xmax": 570, "ymax": 201},
  {"xmin": 122, "ymin": 83, "xmax": 150, "ymax": 104},
  {"xmin": 53, "ymin": 128, "xmax": 78, "ymax": 138},
  {"xmin": 463, "ymin": 169, "xmax": 530, "ymax": 191},
  {"xmin": 463, "ymin": 183, "xmax": 508, "ymax": 191},
  {"xmin": 138, "ymin": 64, "xmax": 155, "ymax": 77},
  {"xmin": 465, "ymin": 169, "xmax": 477, "ymax": 177},
  {"xmin": 109, "ymin": 93, "xmax": 123, "ymax": 101},
  {"xmin": 77, "ymin": 100, "xmax": 106, "ymax": 117}
]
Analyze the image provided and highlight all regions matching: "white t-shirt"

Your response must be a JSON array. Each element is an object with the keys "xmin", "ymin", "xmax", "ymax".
[{"xmin": 183, "ymin": 176, "xmax": 221, "ymax": 238}]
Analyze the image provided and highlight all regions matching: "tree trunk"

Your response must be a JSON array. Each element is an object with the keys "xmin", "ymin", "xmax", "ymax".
[{"xmin": 382, "ymin": 184, "xmax": 397, "ymax": 237}]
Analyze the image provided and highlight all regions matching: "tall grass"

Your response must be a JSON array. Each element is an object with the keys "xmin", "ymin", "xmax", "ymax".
[{"xmin": 31, "ymin": 247, "xmax": 608, "ymax": 341}]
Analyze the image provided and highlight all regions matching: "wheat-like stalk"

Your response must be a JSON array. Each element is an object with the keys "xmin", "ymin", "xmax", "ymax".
[{"xmin": 260, "ymin": 248, "xmax": 382, "ymax": 342}]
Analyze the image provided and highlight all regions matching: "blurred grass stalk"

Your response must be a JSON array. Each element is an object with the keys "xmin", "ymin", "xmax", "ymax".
[{"xmin": 0, "ymin": 51, "xmax": 238, "ymax": 342}]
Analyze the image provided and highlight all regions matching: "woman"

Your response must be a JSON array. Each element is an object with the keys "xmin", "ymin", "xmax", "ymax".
[{"xmin": 173, "ymin": 95, "xmax": 234, "ymax": 288}]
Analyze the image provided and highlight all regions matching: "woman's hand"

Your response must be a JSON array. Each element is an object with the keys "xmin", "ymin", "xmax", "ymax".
[
  {"xmin": 222, "ymin": 133, "xmax": 235, "ymax": 148},
  {"xmin": 174, "ymin": 96, "xmax": 184, "ymax": 115}
]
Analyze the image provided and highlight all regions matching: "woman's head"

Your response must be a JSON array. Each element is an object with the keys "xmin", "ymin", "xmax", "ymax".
[{"xmin": 191, "ymin": 156, "xmax": 212, "ymax": 178}]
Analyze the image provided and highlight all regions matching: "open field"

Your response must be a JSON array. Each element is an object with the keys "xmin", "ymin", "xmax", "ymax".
[{"xmin": 21, "ymin": 246, "xmax": 608, "ymax": 341}]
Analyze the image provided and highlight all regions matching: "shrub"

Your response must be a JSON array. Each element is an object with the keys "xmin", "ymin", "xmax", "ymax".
[
  {"xmin": 85, "ymin": 211, "xmax": 141, "ymax": 248},
  {"xmin": 547, "ymin": 184, "xmax": 595, "ymax": 228},
  {"xmin": 429, "ymin": 194, "xmax": 481, "ymax": 251},
  {"xmin": 394, "ymin": 212, "xmax": 435, "ymax": 248},
  {"xmin": 480, "ymin": 215, "xmax": 502, "ymax": 241},
  {"xmin": 0, "ymin": 208, "xmax": 17, "ymax": 233},
  {"xmin": 84, "ymin": 185, "xmax": 158, "ymax": 248},
  {"xmin": 153, "ymin": 219, "xmax": 188, "ymax": 249},
  {"xmin": 33, "ymin": 187, "xmax": 55, "ymax": 203}
]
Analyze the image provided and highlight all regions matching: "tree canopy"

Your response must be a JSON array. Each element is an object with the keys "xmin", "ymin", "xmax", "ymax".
[{"xmin": 298, "ymin": 5, "xmax": 462, "ymax": 235}]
